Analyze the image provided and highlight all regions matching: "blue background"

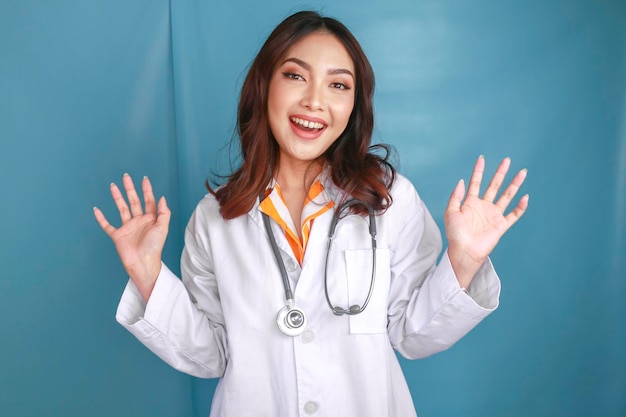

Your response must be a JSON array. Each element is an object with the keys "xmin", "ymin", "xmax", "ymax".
[{"xmin": 1, "ymin": 0, "xmax": 624, "ymax": 416}]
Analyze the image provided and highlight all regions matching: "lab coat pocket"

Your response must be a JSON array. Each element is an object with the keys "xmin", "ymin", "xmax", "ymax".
[{"xmin": 345, "ymin": 248, "xmax": 391, "ymax": 334}]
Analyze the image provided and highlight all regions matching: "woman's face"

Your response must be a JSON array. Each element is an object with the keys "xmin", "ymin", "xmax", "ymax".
[{"xmin": 267, "ymin": 31, "xmax": 356, "ymax": 173}]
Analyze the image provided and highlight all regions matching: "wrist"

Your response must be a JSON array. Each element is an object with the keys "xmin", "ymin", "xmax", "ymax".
[
  {"xmin": 447, "ymin": 247, "xmax": 485, "ymax": 289},
  {"xmin": 129, "ymin": 259, "xmax": 162, "ymax": 302}
]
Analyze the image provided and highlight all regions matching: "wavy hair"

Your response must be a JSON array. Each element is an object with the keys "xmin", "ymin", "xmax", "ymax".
[{"xmin": 209, "ymin": 10, "xmax": 396, "ymax": 218}]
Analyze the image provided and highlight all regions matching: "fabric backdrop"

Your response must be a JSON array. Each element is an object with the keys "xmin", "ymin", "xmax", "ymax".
[{"xmin": 1, "ymin": 0, "xmax": 624, "ymax": 416}]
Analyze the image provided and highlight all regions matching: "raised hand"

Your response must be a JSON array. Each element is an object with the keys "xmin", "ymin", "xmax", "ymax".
[
  {"xmin": 444, "ymin": 156, "xmax": 528, "ymax": 288},
  {"xmin": 93, "ymin": 174, "xmax": 171, "ymax": 301}
]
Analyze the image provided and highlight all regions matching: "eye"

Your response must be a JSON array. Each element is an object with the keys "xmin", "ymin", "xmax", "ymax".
[
  {"xmin": 283, "ymin": 72, "xmax": 305, "ymax": 81},
  {"xmin": 330, "ymin": 82, "xmax": 351, "ymax": 90}
]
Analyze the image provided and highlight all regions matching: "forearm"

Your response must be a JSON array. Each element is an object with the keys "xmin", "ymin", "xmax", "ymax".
[
  {"xmin": 391, "ymin": 252, "xmax": 500, "ymax": 359},
  {"xmin": 116, "ymin": 263, "xmax": 227, "ymax": 378}
]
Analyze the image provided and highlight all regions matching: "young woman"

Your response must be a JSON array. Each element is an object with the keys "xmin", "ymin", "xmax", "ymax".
[{"xmin": 94, "ymin": 10, "xmax": 528, "ymax": 417}]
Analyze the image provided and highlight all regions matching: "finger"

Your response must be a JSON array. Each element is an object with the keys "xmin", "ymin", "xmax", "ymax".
[
  {"xmin": 483, "ymin": 157, "xmax": 511, "ymax": 203},
  {"xmin": 445, "ymin": 179, "xmax": 465, "ymax": 215},
  {"xmin": 495, "ymin": 168, "xmax": 528, "ymax": 211},
  {"xmin": 467, "ymin": 155, "xmax": 485, "ymax": 198},
  {"xmin": 110, "ymin": 182, "xmax": 131, "ymax": 223},
  {"xmin": 142, "ymin": 176, "xmax": 157, "ymax": 216},
  {"xmin": 122, "ymin": 173, "xmax": 143, "ymax": 217},
  {"xmin": 93, "ymin": 206, "xmax": 117, "ymax": 237},
  {"xmin": 156, "ymin": 196, "xmax": 172, "ymax": 230},
  {"xmin": 504, "ymin": 194, "xmax": 529, "ymax": 228}
]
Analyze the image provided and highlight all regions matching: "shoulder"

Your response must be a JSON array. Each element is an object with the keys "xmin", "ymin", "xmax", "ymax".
[
  {"xmin": 383, "ymin": 173, "xmax": 442, "ymax": 248},
  {"xmin": 388, "ymin": 173, "xmax": 424, "ymax": 211},
  {"xmin": 195, "ymin": 193, "xmax": 222, "ymax": 217},
  {"xmin": 186, "ymin": 193, "xmax": 224, "ymax": 233},
  {"xmin": 188, "ymin": 192, "xmax": 259, "ymax": 232},
  {"xmin": 389, "ymin": 173, "xmax": 417, "ymax": 195}
]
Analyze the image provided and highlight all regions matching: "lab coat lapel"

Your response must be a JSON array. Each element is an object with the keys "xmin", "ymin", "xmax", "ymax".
[{"xmin": 249, "ymin": 196, "xmax": 300, "ymax": 279}]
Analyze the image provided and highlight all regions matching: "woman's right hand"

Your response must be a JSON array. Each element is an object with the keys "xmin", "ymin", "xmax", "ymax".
[{"xmin": 93, "ymin": 174, "xmax": 171, "ymax": 301}]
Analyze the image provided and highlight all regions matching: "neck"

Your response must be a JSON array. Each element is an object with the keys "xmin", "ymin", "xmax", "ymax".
[
  {"xmin": 275, "ymin": 160, "xmax": 323, "ymax": 234},
  {"xmin": 275, "ymin": 160, "xmax": 323, "ymax": 193}
]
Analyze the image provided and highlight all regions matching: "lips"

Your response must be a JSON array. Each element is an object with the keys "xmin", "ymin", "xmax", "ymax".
[
  {"xmin": 290, "ymin": 117, "xmax": 325, "ymax": 130},
  {"xmin": 289, "ymin": 115, "xmax": 327, "ymax": 139}
]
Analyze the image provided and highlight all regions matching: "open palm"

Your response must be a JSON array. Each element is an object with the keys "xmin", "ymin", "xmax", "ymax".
[
  {"xmin": 93, "ymin": 174, "xmax": 171, "ymax": 301},
  {"xmin": 444, "ymin": 156, "xmax": 528, "ymax": 288}
]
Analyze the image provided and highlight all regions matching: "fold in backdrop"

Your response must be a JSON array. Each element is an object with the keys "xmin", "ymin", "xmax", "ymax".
[{"xmin": 1, "ymin": 0, "xmax": 625, "ymax": 416}]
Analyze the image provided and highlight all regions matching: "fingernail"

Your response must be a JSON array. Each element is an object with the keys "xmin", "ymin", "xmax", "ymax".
[
  {"xmin": 123, "ymin": 173, "xmax": 129, "ymax": 177},
  {"xmin": 143, "ymin": 175, "xmax": 148, "ymax": 180},
  {"xmin": 110, "ymin": 182, "xmax": 115, "ymax": 187}
]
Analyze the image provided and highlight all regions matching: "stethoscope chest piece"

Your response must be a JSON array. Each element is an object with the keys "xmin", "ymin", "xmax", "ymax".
[{"xmin": 276, "ymin": 303, "xmax": 307, "ymax": 337}]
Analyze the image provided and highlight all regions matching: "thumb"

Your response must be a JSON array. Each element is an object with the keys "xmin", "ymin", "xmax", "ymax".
[
  {"xmin": 156, "ymin": 196, "xmax": 171, "ymax": 229},
  {"xmin": 446, "ymin": 179, "xmax": 465, "ymax": 215}
]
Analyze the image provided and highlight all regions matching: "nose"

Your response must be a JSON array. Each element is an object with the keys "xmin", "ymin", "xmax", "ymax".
[{"xmin": 300, "ymin": 81, "xmax": 325, "ymax": 111}]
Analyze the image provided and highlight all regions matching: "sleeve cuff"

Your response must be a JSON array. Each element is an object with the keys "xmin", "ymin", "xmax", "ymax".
[
  {"xmin": 115, "ymin": 263, "xmax": 181, "ymax": 327},
  {"xmin": 438, "ymin": 251, "xmax": 501, "ymax": 311}
]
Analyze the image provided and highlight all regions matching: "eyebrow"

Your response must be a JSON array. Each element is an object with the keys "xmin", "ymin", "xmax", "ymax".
[{"xmin": 281, "ymin": 57, "xmax": 355, "ymax": 79}]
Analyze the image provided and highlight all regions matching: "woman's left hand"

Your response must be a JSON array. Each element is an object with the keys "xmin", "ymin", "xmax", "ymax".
[{"xmin": 444, "ymin": 156, "xmax": 529, "ymax": 288}]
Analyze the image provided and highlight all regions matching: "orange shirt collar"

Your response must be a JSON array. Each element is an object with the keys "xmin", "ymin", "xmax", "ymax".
[{"xmin": 259, "ymin": 178, "xmax": 334, "ymax": 265}]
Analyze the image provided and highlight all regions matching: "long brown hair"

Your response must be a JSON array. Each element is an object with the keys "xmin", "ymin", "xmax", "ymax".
[{"xmin": 209, "ymin": 10, "xmax": 396, "ymax": 219}]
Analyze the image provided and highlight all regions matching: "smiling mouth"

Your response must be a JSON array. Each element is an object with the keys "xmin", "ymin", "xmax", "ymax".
[{"xmin": 290, "ymin": 117, "xmax": 326, "ymax": 131}]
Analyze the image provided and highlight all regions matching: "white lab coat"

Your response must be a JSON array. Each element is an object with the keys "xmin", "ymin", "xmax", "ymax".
[{"xmin": 116, "ymin": 173, "xmax": 500, "ymax": 417}]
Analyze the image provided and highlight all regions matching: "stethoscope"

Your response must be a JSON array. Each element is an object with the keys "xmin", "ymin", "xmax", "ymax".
[{"xmin": 262, "ymin": 198, "xmax": 377, "ymax": 337}]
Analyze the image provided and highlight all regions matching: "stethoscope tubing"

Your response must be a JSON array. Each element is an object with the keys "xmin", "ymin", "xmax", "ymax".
[
  {"xmin": 262, "ymin": 196, "xmax": 378, "ymax": 335},
  {"xmin": 324, "ymin": 199, "xmax": 377, "ymax": 316},
  {"xmin": 262, "ymin": 212, "xmax": 294, "ymax": 303}
]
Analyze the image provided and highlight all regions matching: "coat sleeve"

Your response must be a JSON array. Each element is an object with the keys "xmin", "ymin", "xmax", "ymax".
[
  {"xmin": 115, "ymin": 206, "xmax": 227, "ymax": 378},
  {"xmin": 386, "ymin": 179, "xmax": 501, "ymax": 359}
]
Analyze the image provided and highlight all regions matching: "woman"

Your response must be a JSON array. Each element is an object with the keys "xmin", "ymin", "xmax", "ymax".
[{"xmin": 94, "ymin": 10, "xmax": 528, "ymax": 417}]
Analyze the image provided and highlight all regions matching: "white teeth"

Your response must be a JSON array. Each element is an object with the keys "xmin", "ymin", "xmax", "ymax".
[{"xmin": 291, "ymin": 117, "xmax": 324, "ymax": 130}]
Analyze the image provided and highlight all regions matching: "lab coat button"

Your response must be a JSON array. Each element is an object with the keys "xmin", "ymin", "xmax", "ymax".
[
  {"xmin": 286, "ymin": 258, "xmax": 297, "ymax": 272},
  {"xmin": 301, "ymin": 330, "xmax": 315, "ymax": 344},
  {"xmin": 304, "ymin": 401, "xmax": 318, "ymax": 415}
]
